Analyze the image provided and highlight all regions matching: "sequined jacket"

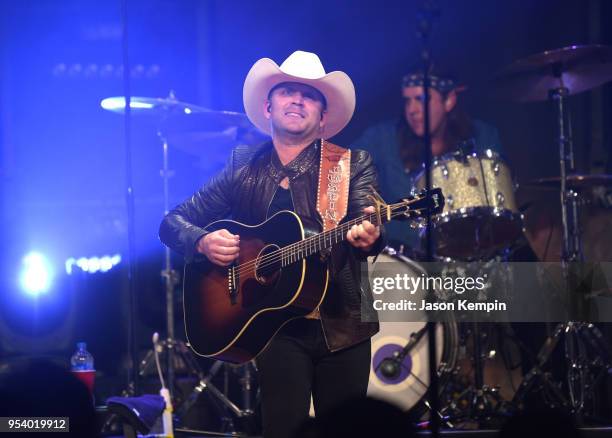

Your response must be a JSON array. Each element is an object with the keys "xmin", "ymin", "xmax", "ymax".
[{"xmin": 159, "ymin": 140, "xmax": 384, "ymax": 352}]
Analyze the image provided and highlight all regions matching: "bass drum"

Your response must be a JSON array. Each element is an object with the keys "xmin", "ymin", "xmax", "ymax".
[{"xmin": 367, "ymin": 248, "xmax": 459, "ymax": 416}]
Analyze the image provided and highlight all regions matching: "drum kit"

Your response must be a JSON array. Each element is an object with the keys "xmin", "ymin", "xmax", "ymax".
[
  {"xmin": 100, "ymin": 43, "xmax": 612, "ymax": 432},
  {"xmin": 369, "ymin": 44, "xmax": 612, "ymax": 427}
]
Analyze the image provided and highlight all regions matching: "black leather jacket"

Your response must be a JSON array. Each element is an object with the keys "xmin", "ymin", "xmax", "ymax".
[{"xmin": 159, "ymin": 139, "xmax": 384, "ymax": 352}]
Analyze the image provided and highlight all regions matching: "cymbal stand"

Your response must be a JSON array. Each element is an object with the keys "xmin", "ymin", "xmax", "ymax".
[
  {"xmin": 137, "ymin": 123, "xmax": 192, "ymax": 411},
  {"xmin": 160, "ymin": 128, "xmax": 181, "ymax": 398},
  {"xmin": 552, "ymin": 83, "xmax": 582, "ymax": 263},
  {"xmin": 512, "ymin": 74, "xmax": 612, "ymax": 419},
  {"xmin": 552, "ymin": 80, "xmax": 587, "ymax": 414},
  {"xmin": 137, "ymin": 92, "xmax": 184, "ymax": 400},
  {"xmin": 177, "ymin": 361, "xmax": 257, "ymax": 434}
]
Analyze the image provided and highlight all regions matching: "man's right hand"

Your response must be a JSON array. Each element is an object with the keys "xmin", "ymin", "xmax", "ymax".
[{"xmin": 196, "ymin": 229, "xmax": 240, "ymax": 267}]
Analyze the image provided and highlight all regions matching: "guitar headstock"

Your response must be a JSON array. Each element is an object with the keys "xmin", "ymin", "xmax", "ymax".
[{"xmin": 390, "ymin": 188, "xmax": 445, "ymax": 221}]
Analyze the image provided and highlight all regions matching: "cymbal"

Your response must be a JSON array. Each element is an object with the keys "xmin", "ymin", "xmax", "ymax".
[
  {"xmin": 100, "ymin": 96, "xmax": 208, "ymax": 115},
  {"xmin": 101, "ymin": 95, "xmax": 267, "ymax": 152},
  {"xmin": 100, "ymin": 96, "xmax": 253, "ymax": 129},
  {"xmin": 494, "ymin": 44, "xmax": 612, "ymax": 102},
  {"xmin": 523, "ymin": 174, "xmax": 612, "ymax": 190}
]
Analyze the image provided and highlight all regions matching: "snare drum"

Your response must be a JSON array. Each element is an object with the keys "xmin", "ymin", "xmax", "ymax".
[
  {"xmin": 366, "ymin": 249, "xmax": 459, "ymax": 414},
  {"xmin": 418, "ymin": 149, "xmax": 523, "ymax": 260}
]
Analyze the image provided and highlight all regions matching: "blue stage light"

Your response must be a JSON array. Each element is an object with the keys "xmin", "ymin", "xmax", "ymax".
[
  {"xmin": 19, "ymin": 252, "xmax": 53, "ymax": 296},
  {"xmin": 65, "ymin": 254, "xmax": 122, "ymax": 275}
]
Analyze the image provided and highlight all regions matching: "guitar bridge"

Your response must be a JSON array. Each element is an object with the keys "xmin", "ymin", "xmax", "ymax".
[{"xmin": 228, "ymin": 265, "xmax": 239, "ymax": 304}]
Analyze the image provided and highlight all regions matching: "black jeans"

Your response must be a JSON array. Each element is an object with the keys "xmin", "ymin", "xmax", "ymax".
[{"xmin": 256, "ymin": 318, "xmax": 371, "ymax": 438}]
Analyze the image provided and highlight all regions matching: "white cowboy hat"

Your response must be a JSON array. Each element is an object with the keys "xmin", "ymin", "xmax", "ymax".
[{"xmin": 243, "ymin": 50, "xmax": 356, "ymax": 139}]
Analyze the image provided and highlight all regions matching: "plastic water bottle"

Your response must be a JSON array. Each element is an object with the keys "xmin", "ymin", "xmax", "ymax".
[
  {"xmin": 70, "ymin": 342, "xmax": 94, "ymax": 370},
  {"xmin": 70, "ymin": 342, "xmax": 95, "ymax": 397}
]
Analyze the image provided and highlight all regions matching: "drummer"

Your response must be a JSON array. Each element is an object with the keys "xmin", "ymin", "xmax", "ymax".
[{"xmin": 353, "ymin": 65, "xmax": 503, "ymax": 251}]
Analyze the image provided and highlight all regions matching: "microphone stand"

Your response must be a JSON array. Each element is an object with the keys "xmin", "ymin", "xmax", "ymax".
[
  {"xmin": 418, "ymin": 2, "xmax": 440, "ymax": 437},
  {"xmin": 377, "ymin": 2, "xmax": 442, "ymax": 432},
  {"xmin": 120, "ymin": 0, "xmax": 139, "ymax": 395}
]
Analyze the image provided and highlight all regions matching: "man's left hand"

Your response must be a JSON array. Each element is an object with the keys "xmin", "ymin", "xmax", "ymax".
[{"xmin": 346, "ymin": 206, "xmax": 380, "ymax": 252}]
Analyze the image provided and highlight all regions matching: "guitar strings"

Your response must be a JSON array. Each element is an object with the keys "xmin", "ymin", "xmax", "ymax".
[
  {"xmin": 268, "ymin": 195, "xmax": 430, "ymax": 263},
  {"xmin": 233, "ymin": 208, "xmax": 409, "ymax": 276},
  {"xmin": 233, "ymin": 200, "xmax": 423, "ymax": 276},
  {"xmin": 232, "ymin": 212, "xmax": 381, "ymax": 276},
  {"xmin": 232, "ymin": 200, "xmax": 424, "ymax": 276},
  {"xmin": 267, "ymin": 194, "xmax": 434, "ymax": 269}
]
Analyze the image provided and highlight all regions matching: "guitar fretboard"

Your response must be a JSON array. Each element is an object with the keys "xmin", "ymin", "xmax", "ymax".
[{"xmin": 280, "ymin": 203, "xmax": 412, "ymax": 266}]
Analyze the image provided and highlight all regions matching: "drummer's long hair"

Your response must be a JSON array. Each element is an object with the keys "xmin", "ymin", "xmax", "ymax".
[{"xmin": 398, "ymin": 81, "xmax": 473, "ymax": 172}]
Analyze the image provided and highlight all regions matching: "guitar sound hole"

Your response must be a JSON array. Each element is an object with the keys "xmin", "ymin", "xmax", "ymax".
[{"xmin": 255, "ymin": 244, "xmax": 282, "ymax": 286}]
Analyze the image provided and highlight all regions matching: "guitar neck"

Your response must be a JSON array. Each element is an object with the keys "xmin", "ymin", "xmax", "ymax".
[
  {"xmin": 276, "ymin": 189, "xmax": 442, "ymax": 267},
  {"xmin": 280, "ymin": 208, "xmax": 395, "ymax": 267}
]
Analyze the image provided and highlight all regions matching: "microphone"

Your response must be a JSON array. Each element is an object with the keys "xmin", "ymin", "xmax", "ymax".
[
  {"xmin": 375, "ymin": 325, "xmax": 430, "ymax": 380},
  {"xmin": 379, "ymin": 355, "xmax": 402, "ymax": 379}
]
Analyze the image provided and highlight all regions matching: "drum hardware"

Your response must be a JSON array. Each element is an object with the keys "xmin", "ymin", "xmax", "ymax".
[
  {"xmin": 444, "ymin": 322, "xmax": 511, "ymax": 423},
  {"xmin": 493, "ymin": 45, "xmax": 612, "ymax": 102},
  {"xmin": 440, "ymin": 259, "xmax": 517, "ymax": 423},
  {"xmin": 512, "ymin": 322, "xmax": 612, "ymax": 415},
  {"xmin": 436, "ymin": 255, "xmax": 523, "ymax": 424},
  {"xmin": 373, "ymin": 321, "xmax": 507, "ymax": 428},
  {"xmin": 523, "ymin": 175, "xmax": 612, "ymax": 191},
  {"xmin": 367, "ymin": 249, "xmax": 523, "ymax": 425},
  {"xmin": 495, "ymin": 44, "xmax": 612, "ymax": 419},
  {"xmin": 373, "ymin": 322, "xmax": 456, "ymax": 427},
  {"xmin": 415, "ymin": 410, "xmax": 453, "ymax": 430},
  {"xmin": 102, "ymin": 92, "xmax": 260, "ymax": 434},
  {"xmin": 367, "ymin": 249, "xmax": 460, "ymax": 422},
  {"xmin": 176, "ymin": 360, "xmax": 258, "ymax": 434},
  {"xmin": 376, "ymin": 324, "xmax": 429, "ymax": 380}
]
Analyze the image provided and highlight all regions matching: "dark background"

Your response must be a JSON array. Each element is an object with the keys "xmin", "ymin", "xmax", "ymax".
[{"xmin": 0, "ymin": 0, "xmax": 611, "ymax": 403}]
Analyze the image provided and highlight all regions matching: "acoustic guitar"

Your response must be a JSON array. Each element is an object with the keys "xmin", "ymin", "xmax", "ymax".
[{"xmin": 183, "ymin": 188, "xmax": 444, "ymax": 364}]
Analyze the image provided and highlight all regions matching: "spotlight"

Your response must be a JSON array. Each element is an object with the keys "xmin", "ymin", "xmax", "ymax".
[{"xmin": 19, "ymin": 252, "xmax": 53, "ymax": 296}]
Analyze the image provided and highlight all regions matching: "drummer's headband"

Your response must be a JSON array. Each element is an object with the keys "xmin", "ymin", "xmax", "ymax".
[{"xmin": 402, "ymin": 73, "xmax": 463, "ymax": 94}]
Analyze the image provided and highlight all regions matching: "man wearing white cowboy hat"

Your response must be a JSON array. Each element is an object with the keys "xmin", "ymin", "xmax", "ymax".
[{"xmin": 160, "ymin": 50, "xmax": 384, "ymax": 437}]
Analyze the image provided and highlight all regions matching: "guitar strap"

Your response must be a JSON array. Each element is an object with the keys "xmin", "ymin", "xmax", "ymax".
[
  {"xmin": 316, "ymin": 139, "xmax": 351, "ymax": 232},
  {"xmin": 306, "ymin": 140, "xmax": 351, "ymax": 320}
]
